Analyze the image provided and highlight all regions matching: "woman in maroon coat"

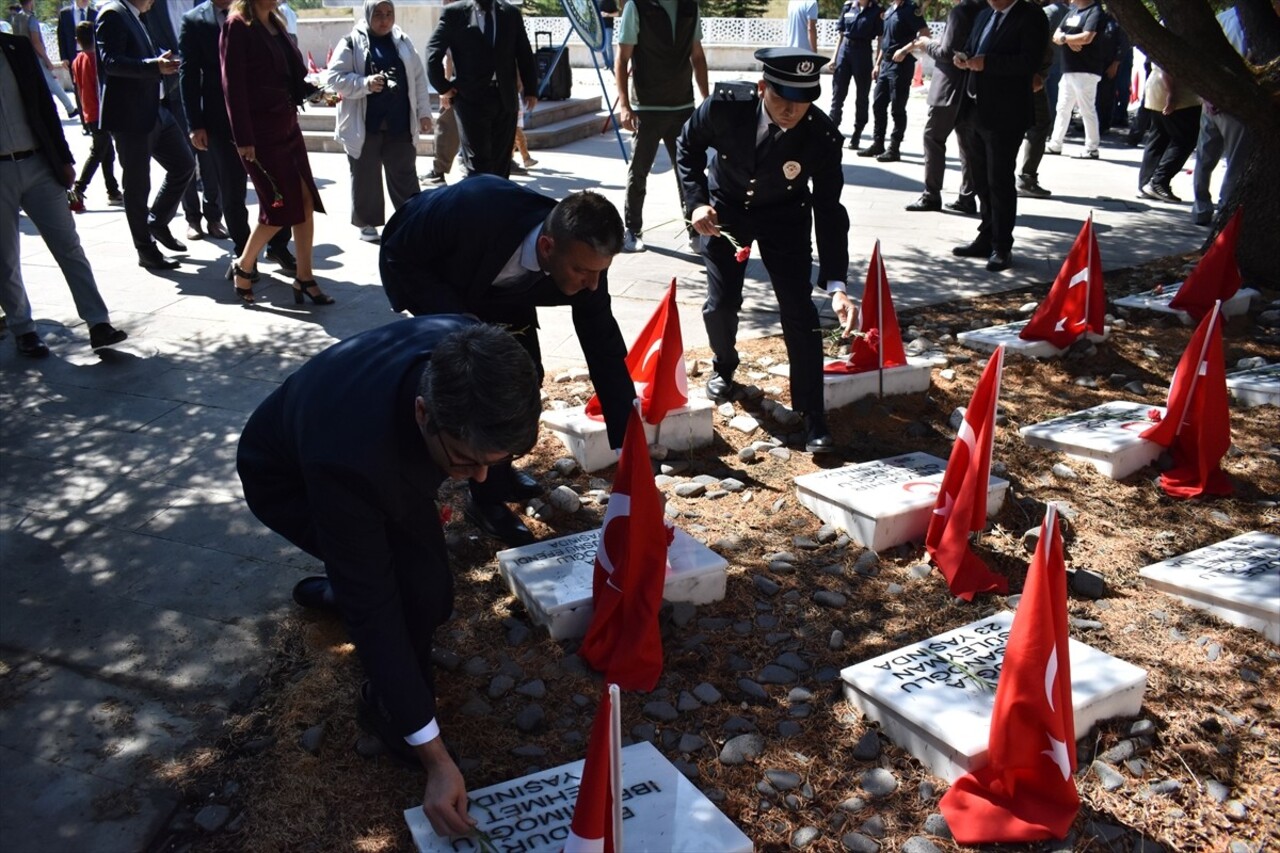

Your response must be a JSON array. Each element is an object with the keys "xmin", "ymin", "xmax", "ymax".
[{"xmin": 221, "ymin": 0, "xmax": 333, "ymax": 305}]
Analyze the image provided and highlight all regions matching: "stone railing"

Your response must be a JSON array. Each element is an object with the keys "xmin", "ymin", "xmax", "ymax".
[{"xmin": 522, "ymin": 16, "xmax": 944, "ymax": 49}]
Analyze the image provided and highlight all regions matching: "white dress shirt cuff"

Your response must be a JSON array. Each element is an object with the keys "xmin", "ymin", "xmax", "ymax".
[
  {"xmin": 825, "ymin": 281, "xmax": 847, "ymax": 295},
  {"xmin": 404, "ymin": 717, "xmax": 440, "ymax": 747}
]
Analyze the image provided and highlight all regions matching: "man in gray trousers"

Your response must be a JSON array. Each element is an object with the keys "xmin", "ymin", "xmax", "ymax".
[{"xmin": 901, "ymin": 0, "xmax": 984, "ymax": 214}]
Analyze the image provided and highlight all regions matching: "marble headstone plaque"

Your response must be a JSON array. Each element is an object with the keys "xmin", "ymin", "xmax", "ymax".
[
  {"xmin": 1112, "ymin": 283, "xmax": 1256, "ymax": 325},
  {"xmin": 841, "ymin": 612, "xmax": 1148, "ymax": 781},
  {"xmin": 1140, "ymin": 532, "xmax": 1280, "ymax": 643},
  {"xmin": 497, "ymin": 527, "xmax": 728, "ymax": 639},
  {"xmin": 1226, "ymin": 363, "xmax": 1279, "ymax": 408},
  {"xmin": 957, "ymin": 319, "xmax": 1108, "ymax": 359},
  {"xmin": 404, "ymin": 741, "xmax": 753, "ymax": 852},
  {"xmin": 541, "ymin": 398, "xmax": 715, "ymax": 473},
  {"xmin": 794, "ymin": 452, "xmax": 1009, "ymax": 551},
  {"xmin": 1019, "ymin": 400, "xmax": 1165, "ymax": 479},
  {"xmin": 767, "ymin": 357, "xmax": 933, "ymax": 410}
]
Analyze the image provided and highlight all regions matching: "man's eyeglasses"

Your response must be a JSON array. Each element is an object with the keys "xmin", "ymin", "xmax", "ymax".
[{"xmin": 424, "ymin": 422, "xmax": 515, "ymax": 472}]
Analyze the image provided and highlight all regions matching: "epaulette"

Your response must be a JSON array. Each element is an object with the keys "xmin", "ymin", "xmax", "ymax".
[{"xmin": 712, "ymin": 80, "xmax": 759, "ymax": 102}]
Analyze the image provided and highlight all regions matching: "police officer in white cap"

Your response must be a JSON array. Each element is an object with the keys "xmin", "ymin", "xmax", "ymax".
[{"xmin": 676, "ymin": 47, "xmax": 854, "ymax": 454}]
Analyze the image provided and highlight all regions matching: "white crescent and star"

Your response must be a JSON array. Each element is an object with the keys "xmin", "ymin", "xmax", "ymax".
[{"xmin": 596, "ymin": 494, "xmax": 632, "ymax": 590}]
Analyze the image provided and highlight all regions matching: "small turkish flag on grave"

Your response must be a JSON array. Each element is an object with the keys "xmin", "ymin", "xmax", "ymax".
[
  {"xmin": 1020, "ymin": 215, "xmax": 1104, "ymax": 349},
  {"xmin": 1169, "ymin": 207, "xmax": 1243, "ymax": 323},
  {"xmin": 940, "ymin": 504, "xmax": 1080, "ymax": 843},
  {"xmin": 926, "ymin": 346, "xmax": 1009, "ymax": 599},
  {"xmin": 578, "ymin": 402, "xmax": 671, "ymax": 691},
  {"xmin": 565, "ymin": 684, "xmax": 623, "ymax": 853},
  {"xmin": 1140, "ymin": 301, "xmax": 1233, "ymax": 498},
  {"xmin": 825, "ymin": 240, "xmax": 906, "ymax": 374},
  {"xmin": 586, "ymin": 278, "xmax": 688, "ymax": 425}
]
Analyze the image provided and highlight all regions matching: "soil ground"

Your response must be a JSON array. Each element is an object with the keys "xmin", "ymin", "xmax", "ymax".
[{"xmin": 154, "ymin": 254, "xmax": 1279, "ymax": 853}]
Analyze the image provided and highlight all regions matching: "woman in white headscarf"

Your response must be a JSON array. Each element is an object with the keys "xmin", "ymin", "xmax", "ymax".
[{"xmin": 325, "ymin": 0, "xmax": 432, "ymax": 242}]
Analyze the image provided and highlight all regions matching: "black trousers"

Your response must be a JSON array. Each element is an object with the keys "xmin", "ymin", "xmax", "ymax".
[
  {"xmin": 829, "ymin": 45, "xmax": 873, "ymax": 131},
  {"xmin": 701, "ymin": 206, "xmax": 824, "ymax": 417},
  {"xmin": 110, "ymin": 104, "xmax": 195, "ymax": 249},
  {"xmin": 204, "ymin": 132, "xmax": 290, "ymax": 258},
  {"xmin": 74, "ymin": 128, "xmax": 119, "ymax": 196},
  {"xmin": 453, "ymin": 87, "xmax": 518, "ymax": 179},
  {"xmin": 957, "ymin": 111, "xmax": 1023, "ymax": 253},
  {"xmin": 1019, "ymin": 87, "xmax": 1052, "ymax": 180},
  {"xmin": 870, "ymin": 60, "xmax": 914, "ymax": 144},
  {"xmin": 1140, "ymin": 105, "xmax": 1201, "ymax": 189}
]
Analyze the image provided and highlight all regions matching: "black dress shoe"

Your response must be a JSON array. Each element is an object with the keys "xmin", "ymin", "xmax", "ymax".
[
  {"xmin": 803, "ymin": 414, "xmax": 836, "ymax": 455},
  {"xmin": 356, "ymin": 681, "xmax": 421, "ymax": 768},
  {"xmin": 138, "ymin": 245, "xmax": 180, "ymax": 270},
  {"xmin": 944, "ymin": 198, "xmax": 978, "ymax": 215},
  {"xmin": 264, "ymin": 246, "xmax": 298, "ymax": 276},
  {"xmin": 16, "ymin": 331, "xmax": 50, "ymax": 358},
  {"xmin": 857, "ymin": 141, "xmax": 886, "ymax": 158},
  {"xmin": 149, "ymin": 224, "xmax": 187, "ymax": 252},
  {"xmin": 952, "ymin": 241, "xmax": 993, "ymax": 258},
  {"xmin": 905, "ymin": 195, "xmax": 941, "ymax": 212},
  {"xmin": 206, "ymin": 221, "xmax": 230, "ymax": 240},
  {"xmin": 89, "ymin": 323, "xmax": 128, "ymax": 349},
  {"xmin": 705, "ymin": 374, "xmax": 760, "ymax": 404},
  {"xmin": 292, "ymin": 576, "xmax": 341, "ymax": 614},
  {"xmin": 986, "ymin": 250, "xmax": 1012, "ymax": 272},
  {"xmin": 875, "ymin": 146, "xmax": 900, "ymax": 163},
  {"xmin": 507, "ymin": 468, "xmax": 543, "ymax": 501},
  {"xmin": 465, "ymin": 499, "xmax": 535, "ymax": 547}
]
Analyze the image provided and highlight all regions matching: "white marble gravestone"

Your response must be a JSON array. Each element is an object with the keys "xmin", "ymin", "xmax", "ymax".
[
  {"xmin": 404, "ymin": 741, "xmax": 753, "ymax": 853},
  {"xmin": 841, "ymin": 611, "xmax": 1148, "ymax": 782},
  {"xmin": 793, "ymin": 452, "xmax": 1009, "ymax": 551},
  {"xmin": 957, "ymin": 319, "xmax": 1109, "ymax": 359},
  {"xmin": 496, "ymin": 527, "xmax": 728, "ymax": 639},
  {"xmin": 1226, "ymin": 363, "xmax": 1279, "ymax": 408},
  {"xmin": 1112, "ymin": 283, "xmax": 1256, "ymax": 325},
  {"xmin": 1139, "ymin": 532, "xmax": 1280, "ymax": 643},
  {"xmin": 767, "ymin": 357, "xmax": 933, "ymax": 410},
  {"xmin": 1019, "ymin": 400, "xmax": 1165, "ymax": 479},
  {"xmin": 541, "ymin": 399, "xmax": 715, "ymax": 473}
]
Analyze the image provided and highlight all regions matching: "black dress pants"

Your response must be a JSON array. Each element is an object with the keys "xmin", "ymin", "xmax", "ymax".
[
  {"xmin": 870, "ymin": 60, "xmax": 914, "ymax": 144},
  {"xmin": 110, "ymin": 105, "xmax": 195, "ymax": 249},
  {"xmin": 701, "ymin": 206, "xmax": 824, "ymax": 418},
  {"xmin": 829, "ymin": 45, "xmax": 872, "ymax": 132},
  {"xmin": 957, "ymin": 112, "xmax": 1023, "ymax": 253},
  {"xmin": 1140, "ymin": 105, "xmax": 1201, "ymax": 189},
  {"xmin": 453, "ymin": 86, "xmax": 518, "ymax": 179}
]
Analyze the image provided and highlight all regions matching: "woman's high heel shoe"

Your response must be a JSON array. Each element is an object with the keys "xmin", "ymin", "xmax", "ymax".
[
  {"xmin": 293, "ymin": 279, "xmax": 334, "ymax": 305},
  {"xmin": 225, "ymin": 259, "xmax": 259, "ymax": 283},
  {"xmin": 231, "ymin": 262, "xmax": 256, "ymax": 304}
]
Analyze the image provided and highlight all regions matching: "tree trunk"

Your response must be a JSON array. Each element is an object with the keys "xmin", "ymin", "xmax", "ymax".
[{"xmin": 1107, "ymin": 0, "xmax": 1280, "ymax": 288}]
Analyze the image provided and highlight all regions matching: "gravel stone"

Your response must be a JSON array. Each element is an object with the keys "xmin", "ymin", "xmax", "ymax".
[
  {"xmin": 676, "ymin": 691, "xmax": 702, "ymax": 712},
  {"xmin": 1225, "ymin": 800, "xmax": 1247, "ymax": 819},
  {"xmin": 853, "ymin": 551, "xmax": 880, "ymax": 577},
  {"xmin": 776, "ymin": 652, "xmax": 810, "ymax": 671},
  {"xmin": 1093, "ymin": 760, "xmax": 1125, "ymax": 791},
  {"xmin": 487, "ymin": 674, "xmax": 515, "ymax": 699},
  {"xmin": 851, "ymin": 730, "xmax": 881, "ymax": 761},
  {"xmin": 674, "ymin": 482, "xmax": 706, "ymax": 498},
  {"xmin": 753, "ymin": 575, "xmax": 782, "ymax": 596},
  {"xmin": 923, "ymin": 813, "xmax": 951, "ymax": 839},
  {"xmin": 814, "ymin": 590, "xmax": 848, "ymax": 607},
  {"xmin": 516, "ymin": 679, "xmax": 546, "ymax": 699},
  {"xmin": 1101, "ymin": 739, "xmax": 1136, "ymax": 763},
  {"xmin": 842, "ymin": 833, "xmax": 880, "ymax": 853},
  {"xmin": 459, "ymin": 695, "xmax": 492, "ymax": 716},
  {"xmin": 552, "ymin": 457, "xmax": 579, "ymax": 476},
  {"xmin": 514, "ymin": 704, "xmax": 545, "ymax": 733},
  {"xmin": 1070, "ymin": 569, "xmax": 1107, "ymax": 599},
  {"xmin": 642, "ymin": 701, "xmax": 678, "ymax": 722},
  {"xmin": 548, "ymin": 485, "xmax": 581, "ymax": 513},
  {"xmin": 719, "ymin": 733, "xmax": 766, "ymax": 765},
  {"xmin": 738, "ymin": 678, "xmax": 769, "ymax": 700},
  {"xmin": 1205, "ymin": 779, "xmax": 1231, "ymax": 803},
  {"xmin": 729, "ymin": 414, "xmax": 761, "ymax": 435},
  {"xmin": 791, "ymin": 826, "xmax": 820, "ymax": 849},
  {"xmin": 738, "ymin": 446, "xmax": 758, "ymax": 462},
  {"xmin": 859, "ymin": 767, "xmax": 898, "ymax": 798},
  {"xmin": 830, "ymin": 629, "xmax": 845, "ymax": 650},
  {"xmin": 299, "ymin": 724, "xmax": 324, "ymax": 756},
  {"xmin": 677, "ymin": 733, "xmax": 707, "ymax": 753},
  {"xmin": 758, "ymin": 664, "xmax": 798, "ymax": 684},
  {"xmin": 767, "ymin": 769, "xmax": 803, "ymax": 791},
  {"xmin": 902, "ymin": 837, "xmax": 942, "ymax": 853},
  {"xmin": 778, "ymin": 721, "xmax": 803, "ymax": 737},
  {"xmin": 693, "ymin": 682, "xmax": 722, "ymax": 704},
  {"xmin": 195, "ymin": 805, "xmax": 232, "ymax": 833},
  {"xmin": 354, "ymin": 734, "xmax": 384, "ymax": 757},
  {"xmin": 1051, "ymin": 462, "xmax": 1078, "ymax": 479}
]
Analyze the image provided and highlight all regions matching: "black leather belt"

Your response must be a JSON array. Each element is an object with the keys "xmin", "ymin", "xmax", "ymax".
[{"xmin": 0, "ymin": 149, "xmax": 36, "ymax": 161}]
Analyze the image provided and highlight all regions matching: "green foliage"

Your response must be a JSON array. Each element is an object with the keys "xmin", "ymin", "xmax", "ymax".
[
  {"xmin": 522, "ymin": 0, "xmax": 566, "ymax": 15},
  {"xmin": 704, "ymin": 0, "xmax": 771, "ymax": 16}
]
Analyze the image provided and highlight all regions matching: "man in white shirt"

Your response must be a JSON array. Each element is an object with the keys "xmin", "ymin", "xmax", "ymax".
[{"xmin": 784, "ymin": 0, "xmax": 819, "ymax": 51}]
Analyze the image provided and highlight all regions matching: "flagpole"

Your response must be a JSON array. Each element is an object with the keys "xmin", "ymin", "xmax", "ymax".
[
  {"xmin": 608, "ymin": 683, "xmax": 623, "ymax": 852},
  {"xmin": 876, "ymin": 240, "xmax": 885, "ymax": 400},
  {"xmin": 1174, "ymin": 300, "xmax": 1221, "ymax": 438},
  {"xmin": 1084, "ymin": 212, "xmax": 1093, "ymax": 330}
]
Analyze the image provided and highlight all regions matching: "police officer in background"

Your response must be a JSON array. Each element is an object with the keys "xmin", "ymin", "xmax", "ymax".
[
  {"xmin": 676, "ymin": 48, "xmax": 854, "ymax": 455},
  {"xmin": 857, "ymin": 0, "xmax": 929, "ymax": 162},
  {"xmin": 828, "ymin": 0, "xmax": 882, "ymax": 151}
]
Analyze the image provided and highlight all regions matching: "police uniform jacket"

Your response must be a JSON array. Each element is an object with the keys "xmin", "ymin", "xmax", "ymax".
[
  {"xmin": 676, "ymin": 89, "xmax": 849, "ymax": 287},
  {"xmin": 878, "ymin": 0, "xmax": 927, "ymax": 71},
  {"xmin": 835, "ymin": 1, "xmax": 882, "ymax": 66}
]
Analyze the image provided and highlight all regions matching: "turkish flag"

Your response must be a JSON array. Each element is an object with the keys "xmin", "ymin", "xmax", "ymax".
[
  {"xmin": 940, "ymin": 504, "xmax": 1080, "ymax": 843},
  {"xmin": 578, "ymin": 402, "xmax": 671, "ymax": 691},
  {"xmin": 926, "ymin": 346, "xmax": 1010, "ymax": 599},
  {"xmin": 565, "ymin": 684, "xmax": 622, "ymax": 853},
  {"xmin": 1020, "ymin": 216, "xmax": 1104, "ymax": 349},
  {"xmin": 825, "ymin": 240, "xmax": 906, "ymax": 374},
  {"xmin": 1140, "ymin": 301, "xmax": 1233, "ymax": 498},
  {"xmin": 1169, "ymin": 207, "xmax": 1243, "ymax": 323},
  {"xmin": 586, "ymin": 278, "xmax": 688, "ymax": 424}
]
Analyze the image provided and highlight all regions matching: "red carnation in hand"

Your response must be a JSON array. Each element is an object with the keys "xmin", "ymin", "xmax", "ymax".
[
  {"xmin": 439, "ymin": 505, "xmax": 453, "ymax": 525},
  {"xmin": 735, "ymin": 245, "xmax": 751, "ymax": 263}
]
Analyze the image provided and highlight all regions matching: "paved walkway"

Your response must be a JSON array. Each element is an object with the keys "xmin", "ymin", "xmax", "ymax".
[{"xmin": 0, "ymin": 69, "xmax": 1215, "ymax": 850}]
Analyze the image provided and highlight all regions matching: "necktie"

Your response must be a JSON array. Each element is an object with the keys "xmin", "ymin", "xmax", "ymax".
[
  {"xmin": 966, "ymin": 12, "xmax": 1003, "ymax": 99},
  {"xmin": 756, "ymin": 122, "xmax": 780, "ymax": 163},
  {"xmin": 482, "ymin": 7, "xmax": 495, "ymax": 46}
]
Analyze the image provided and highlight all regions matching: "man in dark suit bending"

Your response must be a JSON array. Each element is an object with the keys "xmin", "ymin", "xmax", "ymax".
[
  {"xmin": 238, "ymin": 317, "xmax": 541, "ymax": 839},
  {"xmin": 379, "ymin": 176, "xmax": 635, "ymax": 547},
  {"xmin": 425, "ymin": 0, "xmax": 537, "ymax": 179},
  {"xmin": 951, "ymin": 0, "xmax": 1050, "ymax": 272}
]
